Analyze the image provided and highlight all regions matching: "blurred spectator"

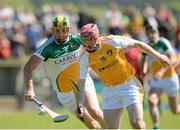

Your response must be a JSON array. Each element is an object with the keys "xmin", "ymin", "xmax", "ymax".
[
  {"xmin": 157, "ymin": 4, "xmax": 177, "ymax": 40},
  {"xmin": 77, "ymin": 1, "xmax": 90, "ymax": 30},
  {"xmin": 175, "ymin": 19, "xmax": 180, "ymax": 51},
  {"xmin": 63, "ymin": 3, "xmax": 78, "ymax": 33},
  {"xmin": 105, "ymin": 2, "xmax": 123, "ymax": 35},
  {"xmin": 41, "ymin": 5, "xmax": 54, "ymax": 35},
  {"xmin": 0, "ymin": 6, "xmax": 14, "ymax": 30},
  {"xmin": 9, "ymin": 22, "xmax": 26, "ymax": 58},
  {"xmin": 89, "ymin": 15, "xmax": 103, "ymax": 33},
  {"xmin": 126, "ymin": 5, "xmax": 144, "ymax": 39},
  {"xmin": 26, "ymin": 19, "xmax": 43, "ymax": 52},
  {"xmin": 0, "ymin": 27, "xmax": 11, "ymax": 59},
  {"xmin": 0, "ymin": 2, "xmax": 178, "ymax": 59},
  {"xmin": 14, "ymin": 6, "xmax": 26, "ymax": 24},
  {"xmin": 143, "ymin": 3, "xmax": 158, "ymax": 28},
  {"xmin": 36, "ymin": 30, "xmax": 48, "ymax": 49}
]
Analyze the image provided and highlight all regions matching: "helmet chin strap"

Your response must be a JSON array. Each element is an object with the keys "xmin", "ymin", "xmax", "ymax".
[
  {"xmin": 86, "ymin": 43, "xmax": 100, "ymax": 53},
  {"xmin": 87, "ymin": 49, "xmax": 97, "ymax": 53}
]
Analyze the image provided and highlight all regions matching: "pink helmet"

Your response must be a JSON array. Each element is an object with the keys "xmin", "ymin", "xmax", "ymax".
[{"xmin": 80, "ymin": 23, "xmax": 99, "ymax": 40}]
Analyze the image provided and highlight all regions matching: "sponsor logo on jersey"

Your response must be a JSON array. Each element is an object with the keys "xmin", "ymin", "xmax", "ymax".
[{"xmin": 54, "ymin": 52, "xmax": 80, "ymax": 64}]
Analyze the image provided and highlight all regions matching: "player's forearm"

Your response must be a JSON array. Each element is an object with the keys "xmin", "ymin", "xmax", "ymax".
[
  {"xmin": 23, "ymin": 64, "xmax": 34, "ymax": 92},
  {"xmin": 135, "ymin": 41, "xmax": 162, "ymax": 60},
  {"xmin": 23, "ymin": 55, "xmax": 42, "ymax": 93}
]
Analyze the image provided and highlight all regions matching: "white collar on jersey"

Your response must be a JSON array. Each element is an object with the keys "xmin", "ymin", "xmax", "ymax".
[{"xmin": 53, "ymin": 36, "xmax": 70, "ymax": 45}]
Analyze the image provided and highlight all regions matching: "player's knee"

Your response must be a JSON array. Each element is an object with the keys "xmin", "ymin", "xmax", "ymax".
[
  {"xmin": 78, "ymin": 108, "xmax": 102, "ymax": 129},
  {"xmin": 148, "ymin": 94, "xmax": 158, "ymax": 105},
  {"xmin": 81, "ymin": 117, "xmax": 101, "ymax": 129},
  {"xmin": 130, "ymin": 119, "xmax": 145, "ymax": 129},
  {"xmin": 90, "ymin": 120, "xmax": 101, "ymax": 129},
  {"xmin": 88, "ymin": 107, "xmax": 103, "ymax": 119}
]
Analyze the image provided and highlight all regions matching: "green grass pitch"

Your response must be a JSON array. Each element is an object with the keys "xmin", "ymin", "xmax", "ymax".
[{"xmin": 1, "ymin": 106, "xmax": 180, "ymax": 129}]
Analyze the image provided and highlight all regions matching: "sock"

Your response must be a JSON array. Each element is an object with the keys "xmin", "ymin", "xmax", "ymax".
[{"xmin": 153, "ymin": 124, "xmax": 160, "ymax": 130}]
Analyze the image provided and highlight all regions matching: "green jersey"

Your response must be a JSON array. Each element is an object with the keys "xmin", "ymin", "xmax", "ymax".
[
  {"xmin": 35, "ymin": 34, "xmax": 82, "ymax": 92},
  {"xmin": 144, "ymin": 37, "xmax": 175, "ymax": 77}
]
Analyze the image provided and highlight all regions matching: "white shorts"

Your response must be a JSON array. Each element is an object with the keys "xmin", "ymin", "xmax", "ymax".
[
  {"xmin": 56, "ymin": 74, "xmax": 96, "ymax": 113},
  {"xmin": 148, "ymin": 74, "xmax": 179, "ymax": 97},
  {"xmin": 101, "ymin": 77, "xmax": 144, "ymax": 109}
]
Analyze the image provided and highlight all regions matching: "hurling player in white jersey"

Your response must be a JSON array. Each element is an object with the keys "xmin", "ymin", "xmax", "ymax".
[
  {"xmin": 24, "ymin": 16, "xmax": 105, "ymax": 129},
  {"xmin": 77, "ymin": 23, "xmax": 171, "ymax": 129},
  {"xmin": 143, "ymin": 25, "xmax": 180, "ymax": 129}
]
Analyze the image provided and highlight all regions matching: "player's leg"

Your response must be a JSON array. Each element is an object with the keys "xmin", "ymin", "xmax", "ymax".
[
  {"xmin": 103, "ymin": 108, "xmax": 123, "ymax": 129},
  {"xmin": 56, "ymin": 91, "xmax": 101, "ymax": 129},
  {"xmin": 127, "ymin": 103, "xmax": 145, "ymax": 129},
  {"xmin": 148, "ymin": 78, "xmax": 163, "ymax": 129},
  {"xmin": 168, "ymin": 96, "xmax": 180, "ymax": 114},
  {"xmin": 125, "ymin": 78, "xmax": 145, "ymax": 129},
  {"xmin": 101, "ymin": 81, "xmax": 126, "ymax": 129},
  {"xmin": 163, "ymin": 74, "xmax": 180, "ymax": 114},
  {"xmin": 84, "ymin": 75, "xmax": 106, "ymax": 128},
  {"xmin": 148, "ymin": 88, "xmax": 161, "ymax": 129},
  {"xmin": 80, "ymin": 107, "xmax": 102, "ymax": 129},
  {"xmin": 84, "ymin": 91, "xmax": 106, "ymax": 128}
]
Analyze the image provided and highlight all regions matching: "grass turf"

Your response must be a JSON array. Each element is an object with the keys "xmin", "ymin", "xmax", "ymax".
[{"xmin": 0, "ymin": 107, "xmax": 180, "ymax": 129}]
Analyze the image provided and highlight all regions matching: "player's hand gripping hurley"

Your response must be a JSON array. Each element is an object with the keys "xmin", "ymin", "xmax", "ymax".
[{"xmin": 31, "ymin": 97, "xmax": 68, "ymax": 122}]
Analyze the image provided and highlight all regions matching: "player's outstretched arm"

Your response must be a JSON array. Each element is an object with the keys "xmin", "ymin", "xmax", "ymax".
[
  {"xmin": 23, "ymin": 55, "xmax": 43, "ymax": 101},
  {"xmin": 125, "ymin": 37, "xmax": 171, "ymax": 69}
]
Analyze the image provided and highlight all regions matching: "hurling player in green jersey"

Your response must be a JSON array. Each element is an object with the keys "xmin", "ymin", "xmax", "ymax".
[
  {"xmin": 143, "ymin": 25, "xmax": 180, "ymax": 129},
  {"xmin": 24, "ymin": 16, "xmax": 105, "ymax": 129}
]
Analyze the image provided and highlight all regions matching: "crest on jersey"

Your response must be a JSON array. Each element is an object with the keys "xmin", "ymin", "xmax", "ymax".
[
  {"xmin": 106, "ymin": 49, "xmax": 112, "ymax": 56},
  {"xmin": 71, "ymin": 43, "xmax": 78, "ymax": 49}
]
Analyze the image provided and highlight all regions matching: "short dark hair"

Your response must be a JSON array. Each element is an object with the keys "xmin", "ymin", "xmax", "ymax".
[{"xmin": 145, "ymin": 25, "xmax": 158, "ymax": 33}]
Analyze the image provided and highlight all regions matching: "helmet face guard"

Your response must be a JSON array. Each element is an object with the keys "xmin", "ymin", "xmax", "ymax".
[{"xmin": 80, "ymin": 24, "xmax": 99, "ymax": 46}]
